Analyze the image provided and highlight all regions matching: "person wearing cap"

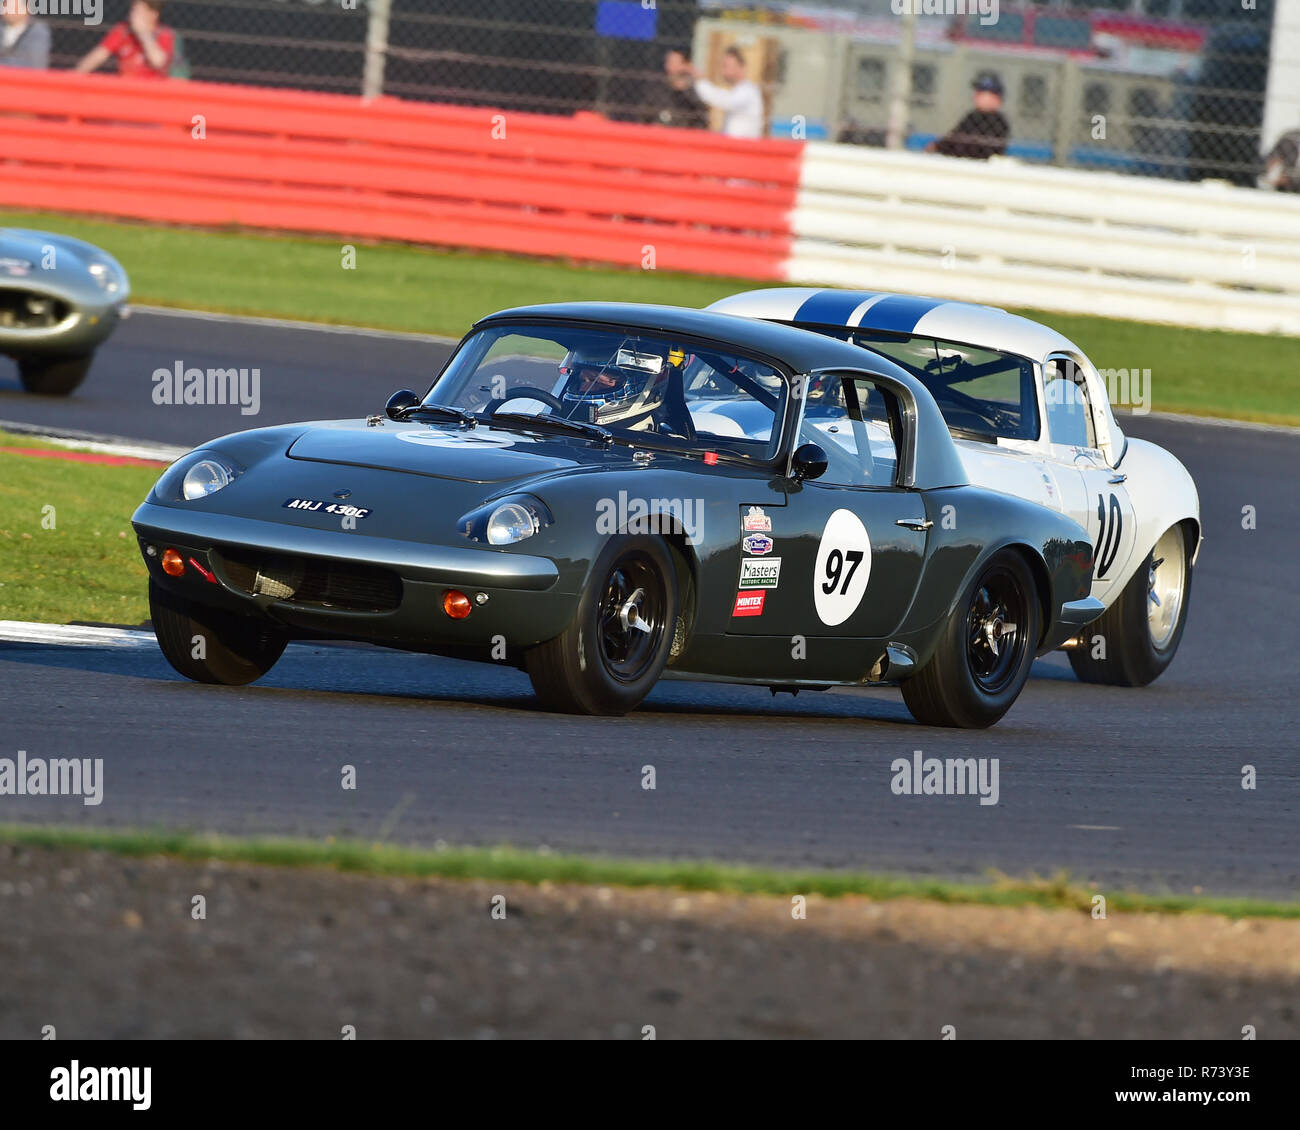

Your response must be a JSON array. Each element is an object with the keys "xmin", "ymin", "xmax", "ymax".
[{"xmin": 928, "ymin": 74, "xmax": 1010, "ymax": 160}]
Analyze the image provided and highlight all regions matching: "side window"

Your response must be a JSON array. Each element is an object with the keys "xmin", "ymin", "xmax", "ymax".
[
  {"xmin": 1043, "ymin": 357, "xmax": 1096, "ymax": 449},
  {"xmin": 798, "ymin": 375, "xmax": 900, "ymax": 487}
]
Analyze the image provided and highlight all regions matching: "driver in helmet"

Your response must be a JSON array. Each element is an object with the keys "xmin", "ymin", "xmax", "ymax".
[{"xmin": 558, "ymin": 342, "xmax": 684, "ymax": 434}]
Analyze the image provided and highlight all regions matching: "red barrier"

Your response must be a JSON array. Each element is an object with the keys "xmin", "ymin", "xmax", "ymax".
[{"xmin": 0, "ymin": 71, "xmax": 801, "ymax": 278}]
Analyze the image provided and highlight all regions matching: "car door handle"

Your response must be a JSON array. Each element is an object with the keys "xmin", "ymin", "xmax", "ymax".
[
  {"xmin": 896, "ymin": 518, "xmax": 933, "ymax": 531},
  {"xmin": 1108, "ymin": 473, "xmax": 1127, "ymax": 484}
]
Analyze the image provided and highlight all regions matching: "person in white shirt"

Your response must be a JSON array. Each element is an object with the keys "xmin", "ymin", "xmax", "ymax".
[
  {"xmin": 680, "ymin": 46, "xmax": 765, "ymax": 141},
  {"xmin": 0, "ymin": 0, "xmax": 51, "ymax": 69}
]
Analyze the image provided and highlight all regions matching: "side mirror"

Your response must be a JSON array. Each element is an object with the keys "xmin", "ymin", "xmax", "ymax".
[
  {"xmin": 385, "ymin": 389, "xmax": 419, "ymax": 420},
  {"xmin": 791, "ymin": 442, "xmax": 828, "ymax": 483}
]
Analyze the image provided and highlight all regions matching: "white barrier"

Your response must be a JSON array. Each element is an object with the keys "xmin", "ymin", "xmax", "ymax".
[{"xmin": 789, "ymin": 143, "xmax": 1300, "ymax": 336}]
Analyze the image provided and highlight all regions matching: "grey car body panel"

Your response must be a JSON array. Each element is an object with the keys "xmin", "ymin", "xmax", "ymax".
[
  {"xmin": 0, "ymin": 228, "xmax": 129, "ymax": 358},
  {"xmin": 133, "ymin": 306, "xmax": 1095, "ymax": 687}
]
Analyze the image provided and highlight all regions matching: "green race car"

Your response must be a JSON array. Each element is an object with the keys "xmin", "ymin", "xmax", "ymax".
[{"xmin": 132, "ymin": 302, "xmax": 1101, "ymax": 728}]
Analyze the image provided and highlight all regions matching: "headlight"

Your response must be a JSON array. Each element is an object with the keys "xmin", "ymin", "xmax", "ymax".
[
  {"xmin": 152, "ymin": 450, "xmax": 244, "ymax": 503},
  {"xmin": 182, "ymin": 459, "xmax": 235, "ymax": 500},
  {"xmin": 486, "ymin": 502, "xmax": 537, "ymax": 545},
  {"xmin": 457, "ymin": 494, "xmax": 553, "ymax": 544},
  {"xmin": 86, "ymin": 259, "xmax": 124, "ymax": 295}
]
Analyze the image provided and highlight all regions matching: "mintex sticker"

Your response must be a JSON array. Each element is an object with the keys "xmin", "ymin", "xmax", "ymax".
[
  {"xmin": 739, "ymin": 557, "xmax": 781, "ymax": 589},
  {"xmin": 742, "ymin": 505, "xmax": 772, "ymax": 532},
  {"xmin": 732, "ymin": 591, "xmax": 766, "ymax": 617},
  {"xmin": 742, "ymin": 533, "xmax": 773, "ymax": 555}
]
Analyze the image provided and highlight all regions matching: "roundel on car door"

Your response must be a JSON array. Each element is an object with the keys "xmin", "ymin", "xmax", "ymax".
[{"xmin": 814, "ymin": 509, "xmax": 873, "ymax": 627}]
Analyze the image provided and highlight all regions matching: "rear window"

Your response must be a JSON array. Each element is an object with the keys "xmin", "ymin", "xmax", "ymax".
[{"xmin": 806, "ymin": 329, "xmax": 1039, "ymax": 443}]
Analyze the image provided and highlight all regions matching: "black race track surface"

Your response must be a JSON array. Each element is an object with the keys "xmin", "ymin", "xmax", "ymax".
[{"xmin": 2, "ymin": 310, "xmax": 1296, "ymax": 897}]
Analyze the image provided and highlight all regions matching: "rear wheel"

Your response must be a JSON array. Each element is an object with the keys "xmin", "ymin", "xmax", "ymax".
[
  {"xmin": 18, "ymin": 353, "xmax": 94, "ymax": 396},
  {"xmin": 1068, "ymin": 523, "xmax": 1192, "ymax": 687},
  {"xmin": 902, "ymin": 550, "xmax": 1041, "ymax": 728},
  {"xmin": 149, "ymin": 579, "xmax": 288, "ymax": 685},
  {"xmin": 525, "ymin": 535, "xmax": 678, "ymax": 716}
]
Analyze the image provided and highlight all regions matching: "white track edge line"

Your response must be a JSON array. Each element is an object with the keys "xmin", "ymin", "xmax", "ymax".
[{"xmin": 130, "ymin": 304, "xmax": 460, "ymax": 345}]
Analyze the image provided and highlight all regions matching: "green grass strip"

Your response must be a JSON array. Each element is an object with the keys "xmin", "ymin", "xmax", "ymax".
[
  {"xmin": 1, "ymin": 823, "xmax": 1296, "ymax": 920},
  {"xmin": 0, "ymin": 430, "xmax": 155, "ymax": 624}
]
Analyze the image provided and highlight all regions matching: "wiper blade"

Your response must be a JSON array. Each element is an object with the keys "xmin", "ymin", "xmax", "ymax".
[
  {"xmin": 487, "ymin": 412, "xmax": 614, "ymax": 447},
  {"xmin": 397, "ymin": 403, "xmax": 477, "ymax": 428}
]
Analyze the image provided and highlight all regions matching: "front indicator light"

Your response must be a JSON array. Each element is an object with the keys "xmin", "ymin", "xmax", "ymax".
[
  {"xmin": 443, "ymin": 590, "xmax": 472, "ymax": 619},
  {"xmin": 161, "ymin": 548, "xmax": 185, "ymax": 577}
]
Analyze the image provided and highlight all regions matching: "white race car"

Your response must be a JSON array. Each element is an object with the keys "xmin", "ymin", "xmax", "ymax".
[{"xmin": 709, "ymin": 287, "xmax": 1201, "ymax": 687}]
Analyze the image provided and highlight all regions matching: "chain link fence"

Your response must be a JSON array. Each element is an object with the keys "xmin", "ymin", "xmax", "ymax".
[{"xmin": 34, "ymin": 0, "xmax": 1296, "ymax": 186}]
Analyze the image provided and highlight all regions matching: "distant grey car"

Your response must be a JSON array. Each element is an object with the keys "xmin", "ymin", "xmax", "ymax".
[{"xmin": 0, "ymin": 229, "xmax": 129, "ymax": 395}]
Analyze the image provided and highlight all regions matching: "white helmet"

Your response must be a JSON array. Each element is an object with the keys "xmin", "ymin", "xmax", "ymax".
[{"xmin": 559, "ymin": 342, "xmax": 670, "ymax": 428}]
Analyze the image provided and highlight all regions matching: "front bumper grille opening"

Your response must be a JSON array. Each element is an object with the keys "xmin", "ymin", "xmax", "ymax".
[
  {"xmin": 217, "ymin": 549, "xmax": 402, "ymax": 613},
  {"xmin": 0, "ymin": 289, "xmax": 72, "ymax": 330}
]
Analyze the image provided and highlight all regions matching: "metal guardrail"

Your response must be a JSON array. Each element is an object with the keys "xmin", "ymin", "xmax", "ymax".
[{"xmin": 789, "ymin": 141, "xmax": 1300, "ymax": 334}]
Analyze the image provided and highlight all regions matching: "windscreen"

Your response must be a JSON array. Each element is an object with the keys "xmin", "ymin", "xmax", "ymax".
[{"xmin": 428, "ymin": 324, "xmax": 790, "ymax": 461}]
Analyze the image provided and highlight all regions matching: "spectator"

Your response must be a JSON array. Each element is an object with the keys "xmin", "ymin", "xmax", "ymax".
[
  {"xmin": 679, "ymin": 46, "xmax": 764, "ymax": 140},
  {"xmin": 646, "ymin": 48, "xmax": 708, "ymax": 130},
  {"xmin": 0, "ymin": 1, "xmax": 50, "ymax": 69},
  {"xmin": 76, "ymin": 0, "xmax": 176, "ymax": 79},
  {"xmin": 1261, "ymin": 129, "xmax": 1300, "ymax": 193},
  {"xmin": 928, "ymin": 74, "xmax": 1010, "ymax": 160}
]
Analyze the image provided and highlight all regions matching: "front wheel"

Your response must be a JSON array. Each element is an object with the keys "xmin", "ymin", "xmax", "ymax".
[
  {"xmin": 149, "ymin": 580, "xmax": 288, "ymax": 685},
  {"xmin": 18, "ymin": 353, "xmax": 94, "ymax": 396},
  {"xmin": 902, "ymin": 549, "xmax": 1041, "ymax": 728},
  {"xmin": 525, "ymin": 535, "xmax": 678, "ymax": 716},
  {"xmin": 1068, "ymin": 523, "xmax": 1192, "ymax": 687}
]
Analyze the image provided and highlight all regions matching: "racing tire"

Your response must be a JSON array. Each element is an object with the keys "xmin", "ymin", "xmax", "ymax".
[
  {"xmin": 1067, "ymin": 523, "xmax": 1192, "ymax": 687},
  {"xmin": 149, "ymin": 579, "xmax": 288, "ymax": 686},
  {"xmin": 525, "ymin": 535, "xmax": 678, "ymax": 716},
  {"xmin": 902, "ymin": 549, "xmax": 1041, "ymax": 729},
  {"xmin": 17, "ymin": 353, "xmax": 94, "ymax": 396}
]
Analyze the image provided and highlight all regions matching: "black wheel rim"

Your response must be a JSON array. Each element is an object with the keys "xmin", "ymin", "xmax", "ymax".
[
  {"xmin": 964, "ymin": 565, "xmax": 1030, "ymax": 695},
  {"xmin": 596, "ymin": 552, "xmax": 666, "ymax": 684}
]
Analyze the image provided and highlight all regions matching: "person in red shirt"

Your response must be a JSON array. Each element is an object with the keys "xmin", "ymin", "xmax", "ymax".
[{"xmin": 76, "ymin": 0, "xmax": 174, "ymax": 79}]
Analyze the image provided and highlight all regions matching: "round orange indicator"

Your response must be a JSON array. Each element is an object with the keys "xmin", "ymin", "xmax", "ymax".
[
  {"xmin": 160, "ymin": 548, "xmax": 186, "ymax": 577},
  {"xmin": 442, "ymin": 590, "xmax": 472, "ymax": 619}
]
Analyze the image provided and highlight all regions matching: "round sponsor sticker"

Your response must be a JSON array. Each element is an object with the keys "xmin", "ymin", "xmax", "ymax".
[
  {"xmin": 395, "ymin": 430, "xmax": 515, "ymax": 448},
  {"xmin": 813, "ymin": 509, "xmax": 872, "ymax": 626}
]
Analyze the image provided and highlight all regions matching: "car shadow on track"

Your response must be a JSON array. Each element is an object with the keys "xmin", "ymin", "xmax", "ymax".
[{"xmin": 1, "ymin": 640, "xmax": 1066, "ymax": 730}]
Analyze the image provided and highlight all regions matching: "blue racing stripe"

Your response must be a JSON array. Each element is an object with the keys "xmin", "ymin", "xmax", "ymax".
[
  {"xmin": 793, "ymin": 290, "xmax": 877, "ymax": 325},
  {"xmin": 856, "ymin": 294, "xmax": 946, "ymax": 334}
]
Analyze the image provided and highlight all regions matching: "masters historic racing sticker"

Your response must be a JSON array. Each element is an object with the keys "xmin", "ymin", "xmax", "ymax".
[
  {"xmin": 732, "ymin": 591, "xmax": 766, "ymax": 617},
  {"xmin": 739, "ymin": 557, "xmax": 781, "ymax": 589},
  {"xmin": 813, "ymin": 509, "xmax": 872, "ymax": 626}
]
